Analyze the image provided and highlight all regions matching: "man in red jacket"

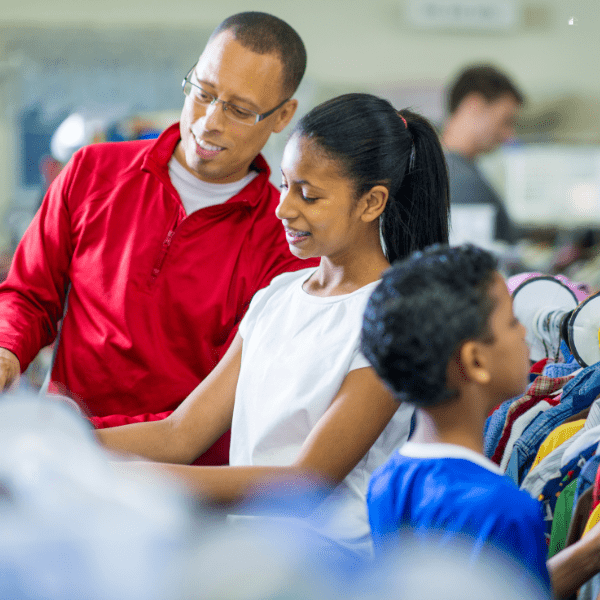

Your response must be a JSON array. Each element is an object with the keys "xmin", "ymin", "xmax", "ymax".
[{"xmin": 0, "ymin": 12, "xmax": 314, "ymax": 465}]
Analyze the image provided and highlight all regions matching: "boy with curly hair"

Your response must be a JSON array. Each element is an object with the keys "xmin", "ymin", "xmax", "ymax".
[{"xmin": 361, "ymin": 244, "xmax": 600, "ymax": 599}]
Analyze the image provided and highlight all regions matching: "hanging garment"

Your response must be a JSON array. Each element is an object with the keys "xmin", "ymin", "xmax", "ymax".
[
  {"xmin": 530, "ymin": 420, "xmax": 587, "ymax": 471},
  {"xmin": 499, "ymin": 399, "xmax": 561, "ymax": 471},
  {"xmin": 564, "ymin": 406, "xmax": 592, "ymax": 425},
  {"xmin": 489, "ymin": 375, "xmax": 573, "ymax": 464},
  {"xmin": 573, "ymin": 455, "xmax": 600, "ymax": 508},
  {"xmin": 562, "ymin": 424, "xmax": 600, "ymax": 468},
  {"xmin": 523, "ymin": 397, "xmax": 600, "ymax": 496},
  {"xmin": 592, "ymin": 462, "xmax": 600, "ymax": 513},
  {"xmin": 509, "ymin": 365, "xmax": 600, "ymax": 484},
  {"xmin": 485, "ymin": 398, "xmax": 517, "ymax": 458},
  {"xmin": 531, "ymin": 358, "xmax": 551, "ymax": 376},
  {"xmin": 583, "ymin": 502, "xmax": 600, "ymax": 537},
  {"xmin": 536, "ymin": 444, "xmax": 597, "ymax": 538},
  {"xmin": 542, "ymin": 342, "xmax": 581, "ymax": 378},
  {"xmin": 523, "ymin": 399, "xmax": 600, "ymax": 540},
  {"xmin": 548, "ymin": 478, "xmax": 578, "ymax": 557},
  {"xmin": 566, "ymin": 486, "xmax": 594, "ymax": 548}
]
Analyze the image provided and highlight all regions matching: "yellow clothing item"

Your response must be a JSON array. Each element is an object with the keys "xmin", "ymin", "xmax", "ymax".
[
  {"xmin": 530, "ymin": 420, "xmax": 586, "ymax": 470},
  {"xmin": 583, "ymin": 503, "xmax": 600, "ymax": 538}
]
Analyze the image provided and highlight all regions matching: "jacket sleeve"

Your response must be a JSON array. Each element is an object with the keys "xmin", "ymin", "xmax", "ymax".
[
  {"xmin": 91, "ymin": 410, "xmax": 174, "ymax": 428},
  {"xmin": 0, "ymin": 155, "xmax": 77, "ymax": 371}
]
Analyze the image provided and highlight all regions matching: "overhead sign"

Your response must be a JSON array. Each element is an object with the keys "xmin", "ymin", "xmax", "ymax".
[{"xmin": 407, "ymin": 0, "xmax": 519, "ymax": 31}]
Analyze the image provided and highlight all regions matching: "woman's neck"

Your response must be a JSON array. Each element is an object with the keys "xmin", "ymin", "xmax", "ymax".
[{"xmin": 303, "ymin": 242, "xmax": 389, "ymax": 297}]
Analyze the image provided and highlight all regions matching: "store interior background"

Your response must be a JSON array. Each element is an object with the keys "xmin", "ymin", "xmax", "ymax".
[
  {"xmin": 1, "ymin": 2, "xmax": 600, "ymax": 596},
  {"xmin": 1, "ymin": 1, "xmax": 600, "ymax": 306}
]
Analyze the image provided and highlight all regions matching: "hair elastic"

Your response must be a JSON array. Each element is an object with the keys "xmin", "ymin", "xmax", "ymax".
[{"xmin": 399, "ymin": 114, "xmax": 408, "ymax": 129}]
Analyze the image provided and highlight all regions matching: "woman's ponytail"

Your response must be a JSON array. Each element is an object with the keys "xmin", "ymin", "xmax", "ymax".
[{"xmin": 382, "ymin": 110, "xmax": 449, "ymax": 263}]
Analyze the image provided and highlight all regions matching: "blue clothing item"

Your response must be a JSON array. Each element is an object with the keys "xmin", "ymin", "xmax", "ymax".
[
  {"xmin": 509, "ymin": 363, "xmax": 600, "ymax": 484},
  {"xmin": 542, "ymin": 343, "xmax": 580, "ymax": 378},
  {"xmin": 484, "ymin": 399, "xmax": 514, "ymax": 459},
  {"xmin": 574, "ymin": 455, "xmax": 600, "ymax": 508},
  {"xmin": 367, "ymin": 445, "xmax": 551, "ymax": 593},
  {"xmin": 505, "ymin": 449, "xmax": 520, "ymax": 485},
  {"xmin": 543, "ymin": 362, "xmax": 581, "ymax": 378},
  {"xmin": 537, "ymin": 443, "xmax": 598, "ymax": 539}
]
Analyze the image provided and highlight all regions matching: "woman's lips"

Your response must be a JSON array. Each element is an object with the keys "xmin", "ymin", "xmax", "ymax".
[{"xmin": 284, "ymin": 227, "xmax": 310, "ymax": 245}]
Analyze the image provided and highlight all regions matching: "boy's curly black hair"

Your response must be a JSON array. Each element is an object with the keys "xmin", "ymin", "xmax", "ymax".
[{"xmin": 361, "ymin": 244, "xmax": 498, "ymax": 408}]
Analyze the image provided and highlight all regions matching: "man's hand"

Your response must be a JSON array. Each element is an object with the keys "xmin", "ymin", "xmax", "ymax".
[{"xmin": 0, "ymin": 348, "xmax": 21, "ymax": 391}]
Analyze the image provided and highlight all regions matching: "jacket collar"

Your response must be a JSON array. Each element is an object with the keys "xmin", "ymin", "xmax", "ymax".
[{"xmin": 142, "ymin": 122, "xmax": 272, "ymax": 208}]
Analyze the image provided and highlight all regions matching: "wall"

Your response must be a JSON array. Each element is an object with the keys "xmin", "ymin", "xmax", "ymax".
[{"xmin": 0, "ymin": 0, "xmax": 599, "ymax": 247}]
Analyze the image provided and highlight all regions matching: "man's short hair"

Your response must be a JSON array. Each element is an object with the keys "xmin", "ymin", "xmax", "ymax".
[
  {"xmin": 447, "ymin": 65, "xmax": 525, "ymax": 114},
  {"xmin": 361, "ymin": 244, "xmax": 498, "ymax": 408},
  {"xmin": 210, "ymin": 12, "xmax": 307, "ymax": 98}
]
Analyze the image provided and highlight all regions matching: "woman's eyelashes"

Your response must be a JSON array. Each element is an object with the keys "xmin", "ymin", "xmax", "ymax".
[{"xmin": 278, "ymin": 182, "xmax": 319, "ymax": 203}]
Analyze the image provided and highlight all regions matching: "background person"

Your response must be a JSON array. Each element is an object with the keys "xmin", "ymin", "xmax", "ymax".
[
  {"xmin": 442, "ymin": 65, "xmax": 524, "ymax": 244},
  {"xmin": 96, "ymin": 93, "xmax": 450, "ymax": 557},
  {"xmin": 0, "ymin": 12, "xmax": 314, "ymax": 466}
]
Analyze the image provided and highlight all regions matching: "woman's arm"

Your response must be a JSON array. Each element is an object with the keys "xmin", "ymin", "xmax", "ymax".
[
  {"xmin": 96, "ymin": 333, "xmax": 243, "ymax": 464},
  {"xmin": 153, "ymin": 366, "xmax": 400, "ymax": 506}
]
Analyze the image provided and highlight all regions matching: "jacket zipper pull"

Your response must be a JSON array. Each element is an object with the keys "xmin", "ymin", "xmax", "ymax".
[{"xmin": 151, "ymin": 230, "xmax": 175, "ymax": 280}]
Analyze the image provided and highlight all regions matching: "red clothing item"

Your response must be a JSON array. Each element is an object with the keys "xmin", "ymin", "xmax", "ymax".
[
  {"xmin": 0, "ymin": 123, "xmax": 314, "ymax": 465},
  {"xmin": 593, "ymin": 459, "xmax": 600, "ymax": 513},
  {"xmin": 490, "ymin": 374, "xmax": 573, "ymax": 465}
]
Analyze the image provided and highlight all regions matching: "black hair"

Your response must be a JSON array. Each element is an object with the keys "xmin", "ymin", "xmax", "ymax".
[
  {"xmin": 292, "ymin": 93, "xmax": 449, "ymax": 264},
  {"xmin": 447, "ymin": 64, "xmax": 525, "ymax": 114},
  {"xmin": 361, "ymin": 244, "xmax": 498, "ymax": 408},
  {"xmin": 210, "ymin": 12, "xmax": 306, "ymax": 97}
]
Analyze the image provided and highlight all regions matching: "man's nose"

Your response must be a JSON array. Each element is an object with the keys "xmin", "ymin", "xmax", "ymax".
[{"xmin": 201, "ymin": 99, "xmax": 228, "ymax": 130}]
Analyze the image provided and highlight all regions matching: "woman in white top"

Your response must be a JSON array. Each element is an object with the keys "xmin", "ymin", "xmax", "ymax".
[{"xmin": 97, "ymin": 93, "xmax": 449, "ymax": 556}]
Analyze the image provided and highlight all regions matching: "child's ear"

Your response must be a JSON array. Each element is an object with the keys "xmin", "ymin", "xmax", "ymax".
[{"xmin": 458, "ymin": 341, "xmax": 491, "ymax": 385}]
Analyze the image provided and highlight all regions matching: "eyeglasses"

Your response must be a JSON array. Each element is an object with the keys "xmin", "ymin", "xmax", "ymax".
[{"xmin": 182, "ymin": 65, "xmax": 289, "ymax": 126}]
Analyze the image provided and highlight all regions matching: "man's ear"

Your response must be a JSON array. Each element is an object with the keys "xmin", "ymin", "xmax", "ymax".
[
  {"xmin": 272, "ymin": 99, "xmax": 298, "ymax": 134},
  {"xmin": 458, "ymin": 340, "xmax": 491, "ymax": 385},
  {"xmin": 358, "ymin": 185, "xmax": 389, "ymax": 223}
]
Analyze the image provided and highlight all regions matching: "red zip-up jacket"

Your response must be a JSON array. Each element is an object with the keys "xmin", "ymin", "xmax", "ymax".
[{"xmin": 0, "ymin": 123, "xmax": 314, "ymax": 464}]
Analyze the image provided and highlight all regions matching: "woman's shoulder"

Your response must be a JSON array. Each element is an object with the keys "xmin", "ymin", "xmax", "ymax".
[
  {"xmin": 265, "ymin": 267, "xmax": 316, "ymax": 292},
  {"xmin": 246, "ymin": 267, "xmax": 315, "ymax": 313}
]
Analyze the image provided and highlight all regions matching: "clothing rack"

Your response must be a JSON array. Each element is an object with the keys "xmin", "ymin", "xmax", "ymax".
[{"xmin": 484, "ymin": 272, "xmax": 600, "ymax": 599}]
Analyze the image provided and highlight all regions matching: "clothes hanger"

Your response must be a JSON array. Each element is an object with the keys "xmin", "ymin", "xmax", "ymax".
[{"xmin": 512, "ymin": 275, "xmax": 600, "ymax": 367}]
